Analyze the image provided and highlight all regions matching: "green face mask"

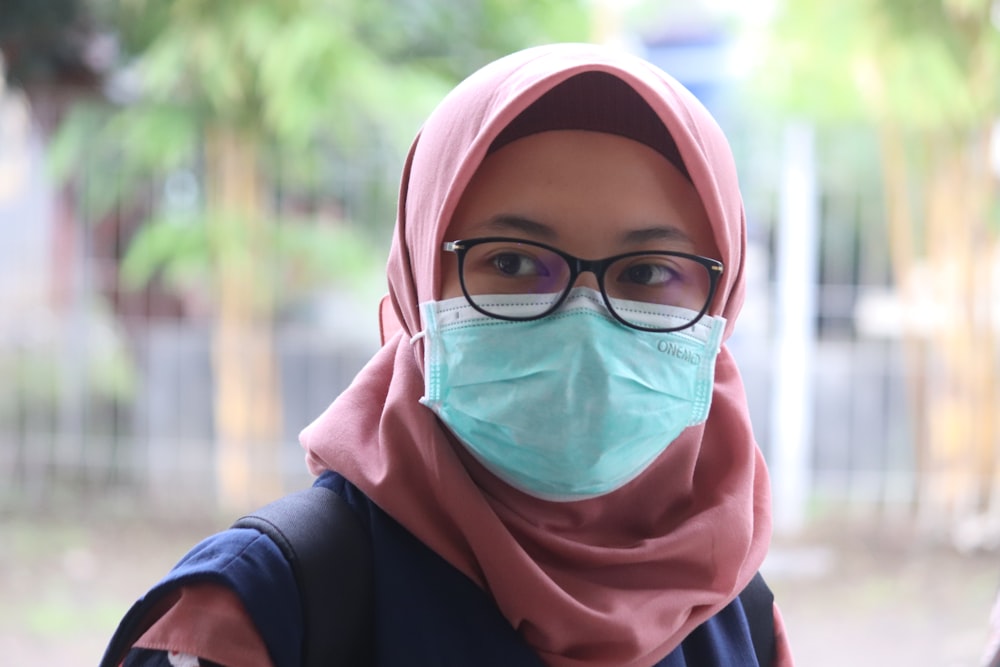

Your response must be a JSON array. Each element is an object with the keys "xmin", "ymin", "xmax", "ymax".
[{"xmin": 416, "ymin": 289, "xmax": 726, "ymax": 502}]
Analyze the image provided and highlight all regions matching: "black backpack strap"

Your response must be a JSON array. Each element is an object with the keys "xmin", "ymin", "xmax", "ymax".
[
  {"xmin": 233, "ymin": 485, "xmax": 374, "ymax": 667},
  {"xmin": 738, "ymin": 571, "xmax": 776, "ymax": 666}
]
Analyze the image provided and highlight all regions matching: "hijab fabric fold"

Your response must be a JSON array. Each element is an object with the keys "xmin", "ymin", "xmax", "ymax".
[{"xmin": 302, "ymin": 43, "xmax": 772, "ymax": 667}]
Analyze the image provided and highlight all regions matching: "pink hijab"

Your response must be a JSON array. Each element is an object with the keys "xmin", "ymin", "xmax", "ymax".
[{"xmin": 302, "ymin": 43, "xmax": 773, "ymax": 667}]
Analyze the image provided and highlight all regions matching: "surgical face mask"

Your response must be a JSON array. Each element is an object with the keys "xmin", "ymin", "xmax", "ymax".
[{"xmin": 415, "ymin": 288, "xmax": 726, "ymax": 501}]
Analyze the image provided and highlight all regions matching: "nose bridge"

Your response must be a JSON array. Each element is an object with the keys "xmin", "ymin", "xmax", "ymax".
[{"xmin": 569, "ymin": 257, "xmax": 604, "ymax": 291}]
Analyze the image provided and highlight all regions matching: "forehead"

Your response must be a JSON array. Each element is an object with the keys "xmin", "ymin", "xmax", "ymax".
[{"xmin": 445, "ymin": 130, "xmax": 719, "ymax": 260}]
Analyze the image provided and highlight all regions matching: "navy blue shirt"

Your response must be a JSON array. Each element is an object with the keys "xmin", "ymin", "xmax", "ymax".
[{"xmin": 112, "ymin": 472, "xmax": 764, "ymax": 666}]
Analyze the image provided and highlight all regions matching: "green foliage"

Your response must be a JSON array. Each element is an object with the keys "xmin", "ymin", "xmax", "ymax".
[
  {"xmin": 120, "ymin": 211, "xmax": 384, "ymax": 305},
  {"xmin": 0, "ymin": 350, "xmax": 60, "ymax": 409},
  {"xmin": 88, "ymin": 0, "xmax": 173, "ymax": 58},
  {"xmin": 750, "ymin": 2, "xmax": 880, "ymax": 123},
  {"xmin": 48, "ymin": 0, "xmax": 590, "ymax": 312},
  {"xmin": 47, "ymin": 98, "xmax": 197, "ymax": 221},
  {"xmin": 355, "ymin": 0, "xmax": 589, "ymax": 79},
  {"xmin": 0, "ymin": 321, "xmax": 135, "ymax": 417},
  {"xmin": 755, "ymin": 0, "xmax": 1000, "ymax": 129},
  {"xmin": 118, "ymin": 213, "xmax": 211, "ymax": 290},
  {"xmin": 103, "ymin": 0, "xmax": 589, "ymax": 147},
  {"xmin": 273, "ymin": 220, "xmax": 384, "ymax": 293}
]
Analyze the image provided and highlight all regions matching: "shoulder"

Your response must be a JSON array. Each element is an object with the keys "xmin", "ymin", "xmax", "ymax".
[{"xmin": 103, "ymin": 486, "xmax": 357, "ymax": 667}]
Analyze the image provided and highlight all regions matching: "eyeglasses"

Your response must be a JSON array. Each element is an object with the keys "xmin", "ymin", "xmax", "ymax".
[{"xmin": 442, "ymin": 237, "xmax": 723, "ymax": 332}]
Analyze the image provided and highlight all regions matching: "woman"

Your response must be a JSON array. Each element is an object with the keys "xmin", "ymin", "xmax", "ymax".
[{"xmin": 104, "ymin": 42, "xmax": 793, "ymax": 666}]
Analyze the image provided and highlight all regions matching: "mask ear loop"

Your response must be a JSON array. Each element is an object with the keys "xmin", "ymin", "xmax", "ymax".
[{"xmin": 380, "ymin": 293, "xmax": 427, "ymax": 347}]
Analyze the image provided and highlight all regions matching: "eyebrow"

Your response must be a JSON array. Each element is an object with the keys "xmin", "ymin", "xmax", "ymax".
[
  {"xmin": 480, "ymin": 214, "xmax": 559, "ymax": 240},
  {"xmin": 619, "ymin": 225, "xmax": 694, "ymax": 246},
  {"xmin": 478, "ymin": 214, "xmax": 694, "ymax": 247}
]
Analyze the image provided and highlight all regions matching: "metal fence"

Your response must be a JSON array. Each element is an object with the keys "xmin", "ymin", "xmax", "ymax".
[{"xmin": 0, "ymin": 315, "xmax": 378, "ymax": 511}]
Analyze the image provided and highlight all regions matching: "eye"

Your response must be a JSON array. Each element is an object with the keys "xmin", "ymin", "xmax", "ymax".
[
  {"xmin": 459, "ymin": 240, "xmax": 568, "ymax": 297},
  {"xmin": 606, "ymin": 253, "xmax": 711, "ymax": 309},
  {"xmin": 618, "ymin": 261, "xmax": 681, "ymax": 287},
  {"xmin": 489, "ymin": 250, "xmax": 551, "ymax": 278}
]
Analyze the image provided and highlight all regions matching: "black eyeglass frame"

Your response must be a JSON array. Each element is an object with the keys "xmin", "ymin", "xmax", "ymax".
[{"xmin": 442, "ymin": 236, "xmax": 724, "ymax": 332}]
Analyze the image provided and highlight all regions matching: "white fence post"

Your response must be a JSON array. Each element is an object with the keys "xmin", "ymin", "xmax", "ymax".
[{"xmin": 770, "ymin": 121, "xmax": 819, "ymax": 534}]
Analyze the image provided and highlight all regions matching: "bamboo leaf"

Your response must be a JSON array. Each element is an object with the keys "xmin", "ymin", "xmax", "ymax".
[{"xmin": 120, "ymin": 214, "xmax": 211, "ymax": 289}]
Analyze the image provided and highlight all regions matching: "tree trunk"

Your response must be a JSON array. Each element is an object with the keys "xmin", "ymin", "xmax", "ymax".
[
  {"xmin": 878, "ymin": 123, "xmax": 928, "ymax": 518},
  {"xmin": 205, "ymin": 125, "xmax": 284, "ymax": 510}
]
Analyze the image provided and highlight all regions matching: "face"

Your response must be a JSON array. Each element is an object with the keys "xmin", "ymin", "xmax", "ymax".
[{"xmin": 441, "ymin": 130, "xmax": 720, "ymax": 307}]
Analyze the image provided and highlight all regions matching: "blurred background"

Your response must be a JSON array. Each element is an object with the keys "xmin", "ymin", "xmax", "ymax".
[{"xmin": 1, "ymin": 0, "xmax": 999, "ymax": 665}]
